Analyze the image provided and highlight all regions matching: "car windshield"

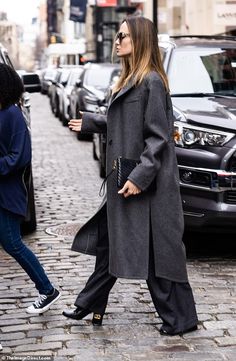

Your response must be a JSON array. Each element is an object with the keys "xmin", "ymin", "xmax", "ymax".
[
  {"xmin": 168, "ymin": 47, "xmax": 236, "ymax": 96},
  {"xmin": 84, "ymin": 68, "xmax": 115, "ymax": 89},
  {"xmin": 60, "ymin": 69, "xmax": 71, "ymax": 83},
  {"xmin": 68, "ymin": 69, "xmax": 83, "ymax": 86},
  {"xmin": 44, "ymin": 69, "xmax": 57, "ymax": 80}
]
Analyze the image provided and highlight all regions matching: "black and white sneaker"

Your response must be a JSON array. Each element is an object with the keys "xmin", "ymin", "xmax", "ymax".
[
  {"xmin": 0, "ymin": 342, "xmax": 2, "ymax": 351},
  {"xmin": 26, "ymin": 288, "xmax": 61, "ymax": 314}
]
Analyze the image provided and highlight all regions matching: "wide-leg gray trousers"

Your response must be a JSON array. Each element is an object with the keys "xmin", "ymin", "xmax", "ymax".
[{"xmin": 74, "ymin": 208, "xmax": 198, "ymax": 334}]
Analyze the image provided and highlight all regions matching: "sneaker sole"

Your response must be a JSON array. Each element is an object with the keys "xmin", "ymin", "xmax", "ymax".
[{"xmin": 26, "ymin": 292, "xmax": 61, "ymax": 314}]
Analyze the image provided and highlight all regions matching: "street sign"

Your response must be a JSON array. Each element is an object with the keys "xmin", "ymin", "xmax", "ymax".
[{"xmin": 70, "ymin": 0, "xmax": 87, "ymax": 22}]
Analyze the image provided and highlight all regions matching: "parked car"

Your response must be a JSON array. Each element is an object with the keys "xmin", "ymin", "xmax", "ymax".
[
  {"xmin": 40, "ymin": 67, "xmax": 58, "ymax": 95},
  {"xmin": 48, "ymin": 68, "xmax": 61, "ymax": 114},
  {"xmin": 0, "ymin": 43, "xmax": 41, "ymax": 233},
  {"xmin": 49, "ymin": 67, "xmax": 71, "ymax": 117},
  {"xmin": 58, "ymin": 66, "xmax": 84, "ymax": 126},
  {"xmin": 95, "ymin": 35, "xmax": 236, "ymax": 231},
  {"xmin": 70, "ymin": 62, "xmax": 120, "ymax": 139}
]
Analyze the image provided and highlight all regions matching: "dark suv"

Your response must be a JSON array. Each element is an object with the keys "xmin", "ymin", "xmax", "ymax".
[
  {"xmin": 0, "ymin": 42, "xmax": 41, "ymax": 233},
  {"xmin": 159, "ymin": 35, "xmax": 236, "ymax": 231}
]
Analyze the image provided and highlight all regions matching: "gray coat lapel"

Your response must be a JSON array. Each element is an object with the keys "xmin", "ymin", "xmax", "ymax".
[{"xmin": 110, "ymin": 80, "xmax": 134, "ymax": 106}]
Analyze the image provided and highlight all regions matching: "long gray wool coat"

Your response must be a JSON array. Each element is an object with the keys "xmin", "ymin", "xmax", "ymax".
[{"xmin": 72, "ymin": 71, "xmax": 188, "ymax": 282}]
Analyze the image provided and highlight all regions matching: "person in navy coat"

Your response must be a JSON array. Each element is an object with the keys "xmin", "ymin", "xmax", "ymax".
[{"xmin": 0, "ymin": 63, "xmax": 60, "ymax": 317}]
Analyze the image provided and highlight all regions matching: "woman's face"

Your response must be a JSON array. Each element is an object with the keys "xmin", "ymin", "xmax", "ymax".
[{"xmin": 115, "ymin": 21, "xmax": 132, "ymax": 58}]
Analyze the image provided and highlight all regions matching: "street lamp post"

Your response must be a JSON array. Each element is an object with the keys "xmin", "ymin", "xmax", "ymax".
[{"xmin": 153, "ymin": 0, "xmax": 158, "ymax": 31}]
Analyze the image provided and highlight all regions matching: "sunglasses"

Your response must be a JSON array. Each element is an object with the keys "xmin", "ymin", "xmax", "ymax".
[{"xmin": 115, "ymin": 32, "xmax": 130, "ymax": 43}]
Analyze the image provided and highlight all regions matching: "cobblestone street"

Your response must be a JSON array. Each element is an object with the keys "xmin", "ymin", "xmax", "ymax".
[{"xmin": 1, "ymin": 93, "xmax": 236, "ymax": 361}]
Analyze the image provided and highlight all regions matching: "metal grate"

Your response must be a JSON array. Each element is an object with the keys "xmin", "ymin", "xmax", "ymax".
[
  {"xmin": 224, "ymin": 191, "xmax": 236, "ymax": 204},
  {"xmin": 45, "ymin": 223, "xmax": 82, "ymax": 237}
]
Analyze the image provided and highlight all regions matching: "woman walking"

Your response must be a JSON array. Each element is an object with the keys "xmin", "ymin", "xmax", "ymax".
[
  {"xmin": 0, "ymin": 63, "xmax": 60, "ymax": 316},
  {"xmin": 63, "ymin": 16, "xmax": 198, "ymax": 335}
]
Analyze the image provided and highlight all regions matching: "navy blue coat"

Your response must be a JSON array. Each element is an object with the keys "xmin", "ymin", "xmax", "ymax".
[{"xmin": 0, "ymin": 105, "xmax": 31, "ymax": 217}]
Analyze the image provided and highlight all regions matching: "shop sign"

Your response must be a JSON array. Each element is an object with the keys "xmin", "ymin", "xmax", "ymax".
[
  {"xmin": 214, "ymin": 4, "xmax": 236, "ymax": 26},
  {"xmin": 96, "ymin": 0, "xmax": 117, "ymax": 6}
]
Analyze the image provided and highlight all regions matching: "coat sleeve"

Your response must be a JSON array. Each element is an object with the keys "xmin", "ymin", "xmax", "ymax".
[
  {"xmin": 0, "ymin": 112, "xmax": 31, "ymax": 176},
  {"xmin": 128, "ymin": 76, "xmax": 171, "ymax": 191},
  {"xmin": 81, "ymin": 112, "xmax": 107, "ymax": 134}
]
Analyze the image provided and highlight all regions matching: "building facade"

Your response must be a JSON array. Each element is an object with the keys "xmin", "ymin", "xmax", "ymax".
[
  {"xmin": 71, "ymin": 0, "xmax": 236, "ymax": 63},
  {"xmin": 0, "ymin": 12, "xmax": 20, "ymax": 68},
  {"xmin": 42, "ymin": 0, "xmax": 236, "ymax": 65},
  {"xmin": 144, "ymin": 0, "xmax": 236, "ymax": 36}
]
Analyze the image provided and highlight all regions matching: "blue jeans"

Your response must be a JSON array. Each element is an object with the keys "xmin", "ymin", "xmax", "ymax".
[{"xmin": 0, "ymin": 207, "xmax": 53, "ymax": 295}]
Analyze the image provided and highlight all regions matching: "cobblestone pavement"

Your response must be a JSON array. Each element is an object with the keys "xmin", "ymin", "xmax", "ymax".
[{"xmin": 1, "ymin": 93, "xmax": 236, "ymax": 361}]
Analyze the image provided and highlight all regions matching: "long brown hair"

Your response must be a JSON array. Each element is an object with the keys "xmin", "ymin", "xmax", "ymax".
[{"xmin": 112, "ymin": 16, "xmax": 169, "ymax": 93}]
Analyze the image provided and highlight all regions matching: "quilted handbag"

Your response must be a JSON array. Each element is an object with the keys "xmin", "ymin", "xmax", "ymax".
[
  {"xmin": 99, "ymin": 156, "xmax": 139, "ymax": 196},
  {"xmin": 116, "ymin": 156, "xmax": 139, "ymax": 188}
]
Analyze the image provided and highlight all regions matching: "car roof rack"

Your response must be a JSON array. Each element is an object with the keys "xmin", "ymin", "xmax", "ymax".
[{"xmin": 171, "ymin": 35, "xmax": 236, "ymax": 41}]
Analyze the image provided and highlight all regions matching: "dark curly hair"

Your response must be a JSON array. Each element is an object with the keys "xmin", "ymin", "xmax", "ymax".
[{"xmin": 0, "ymin": 63, "xmax": 24, "ymax": 109}]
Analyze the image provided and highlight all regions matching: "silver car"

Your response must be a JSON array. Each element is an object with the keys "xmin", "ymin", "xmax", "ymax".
[{"xmin": 59, "ymin": 66, "xmax": 84, "ymax": 126}]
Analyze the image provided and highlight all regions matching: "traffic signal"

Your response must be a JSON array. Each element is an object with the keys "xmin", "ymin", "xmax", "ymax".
[{"xmin": 79, "ymin": 54, "xmax": 87, "ymax": 64}]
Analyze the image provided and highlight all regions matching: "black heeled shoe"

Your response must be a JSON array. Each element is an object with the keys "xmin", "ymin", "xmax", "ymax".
[
  {"xmin": 159, "ymin": 325, "xmax": 198, "ymax": 336},
  {"xmin": 92, "ymin": 313, "xmax": 104, "ymax": 326},
  {"xmin": 62, "ymin": 307, "xmax": 104, "ymax": 325},
  {"xmin": 62, "ymin": 307, "xmax": 91, "ymax": 320}
]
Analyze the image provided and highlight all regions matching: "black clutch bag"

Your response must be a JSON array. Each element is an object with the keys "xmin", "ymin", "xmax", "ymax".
[
  {"xmin": 99, "ymin": 156, "xmax": 156, "ymax": 197},
  {"xmin": 99, "ymin": 156, "xmax": 139, "ymax": 196},
  {"xmin": 115, "ymin": 157, "xmax": 139, "ymax": 188}
]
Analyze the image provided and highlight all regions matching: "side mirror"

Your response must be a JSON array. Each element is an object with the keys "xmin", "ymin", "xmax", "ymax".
[
  {"xmin": 99, "ymin": 105, "xmax": 107, "ymax": 115},
  {"xmin": 75, "ymin": 79, "xmax": 81, "ymax": 87},
  {"xmin": 97, "ymin": 98, "xmax": 106, "ymax": 107},
  {"xmin": 22, "ymin": 73, "xmax": 41, "ymax": 93}
]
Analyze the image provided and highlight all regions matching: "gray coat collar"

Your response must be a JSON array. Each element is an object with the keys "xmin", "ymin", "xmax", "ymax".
[{"xmin": 110, "ymin": 79, "xmax": 134, "ymax": 105}]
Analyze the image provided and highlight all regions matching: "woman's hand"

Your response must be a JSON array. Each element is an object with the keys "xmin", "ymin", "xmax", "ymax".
[
  {"xmin": 68, "ymin": 112, "xmax": 83, "ymax": 132},
  {"xmin": 118, "ymin": 180, "xmax": 141, "ymax": 198},
  {"xmin": 68, "ymin": 118, "xmax": 82, "ymax": 132}
]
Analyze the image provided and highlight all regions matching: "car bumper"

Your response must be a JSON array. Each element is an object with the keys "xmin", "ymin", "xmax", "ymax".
[{"xmin": 179, "ymin": 165, "xmax": 236, "ymax": 229}]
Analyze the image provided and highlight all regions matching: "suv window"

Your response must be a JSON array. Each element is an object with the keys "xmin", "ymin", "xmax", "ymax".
[{"xmin": 168, "ymin": 47, "xmax": 236, "ymax": 95}]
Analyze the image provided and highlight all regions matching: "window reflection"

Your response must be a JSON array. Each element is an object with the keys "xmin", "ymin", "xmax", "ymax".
[
  {"xmin": 84, "ymin": 68, "xmax": 120, "ymax": 89},
  {"xmin": 168, "ymin": 48, "xmax": 236, "ymax": 95}
]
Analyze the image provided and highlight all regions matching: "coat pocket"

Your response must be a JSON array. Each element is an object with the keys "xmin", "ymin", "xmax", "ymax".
[{"xmin": 123, "ymin": 96, "xmax": 140, "ymax": 104}]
